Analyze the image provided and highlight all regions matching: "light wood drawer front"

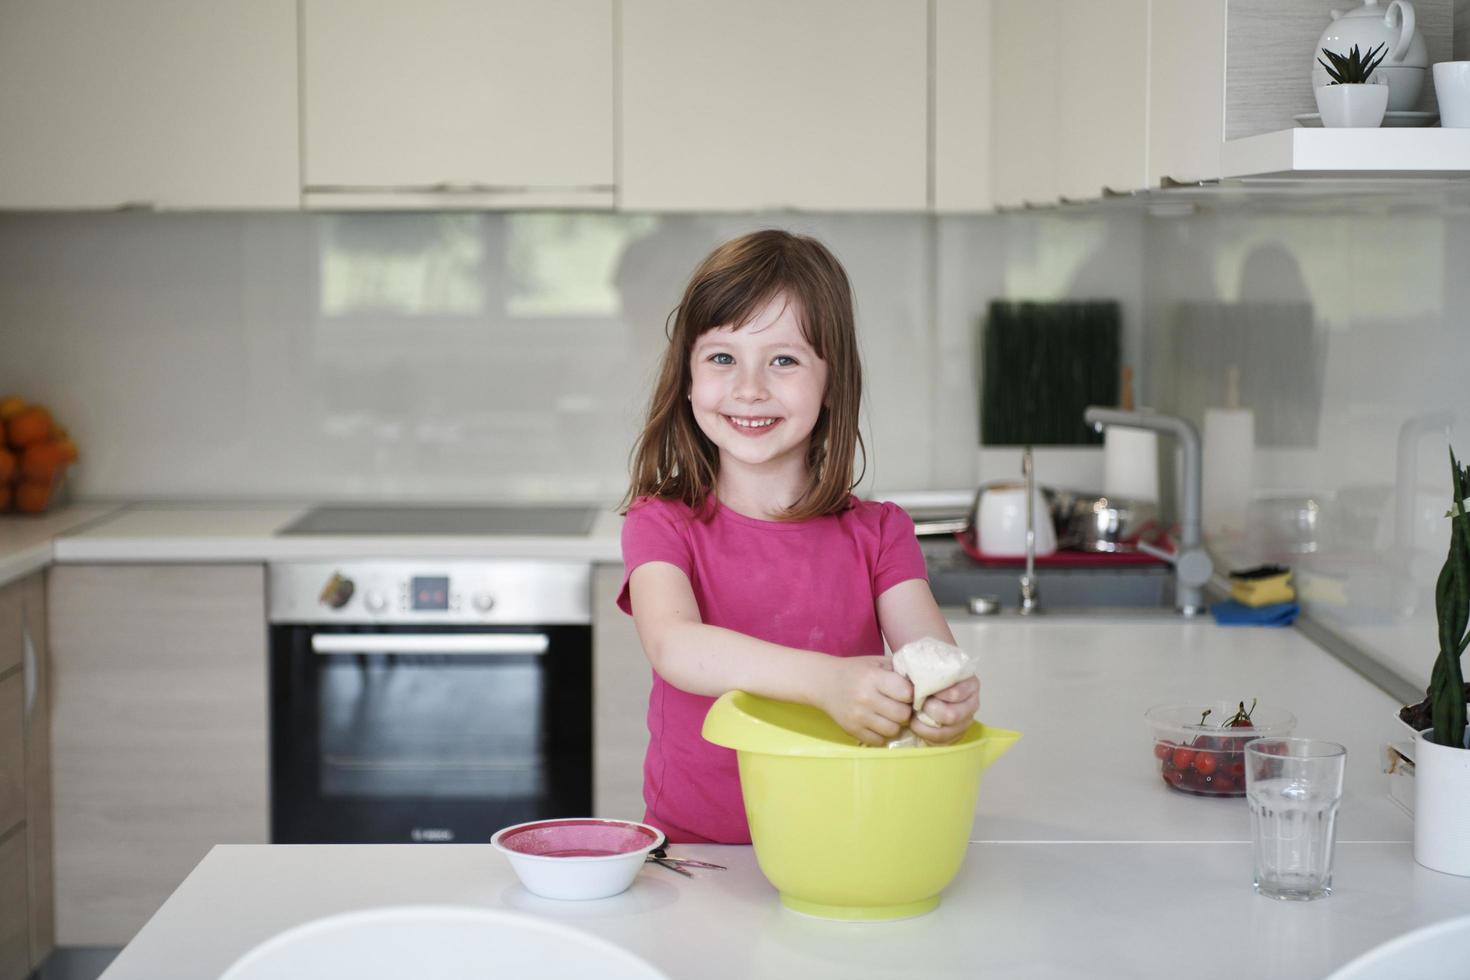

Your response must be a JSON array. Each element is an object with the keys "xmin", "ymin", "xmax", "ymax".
[
  {"xmin": 0, "ymin": 829, "xmax": 28, "ymax": 980},
  {"xmin": 0, "ymin": 674, "xmax": 22, "ymax": 835}
]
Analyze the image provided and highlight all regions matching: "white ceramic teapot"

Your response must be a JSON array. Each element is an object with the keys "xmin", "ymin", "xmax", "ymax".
[{"xmin": 1312, "ymin": 0, "xmax": 1427, "ymax": 111}]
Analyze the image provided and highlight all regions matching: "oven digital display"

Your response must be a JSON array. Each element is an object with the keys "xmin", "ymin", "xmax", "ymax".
[{"xmin": 411, "ymin": 576, "xmax": 450, "ymax": 610}]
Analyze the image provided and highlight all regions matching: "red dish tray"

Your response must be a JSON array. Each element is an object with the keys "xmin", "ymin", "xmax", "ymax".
[{"xmin": 954, "ymin": 530, "xmax": 1168, "ymax": 567}]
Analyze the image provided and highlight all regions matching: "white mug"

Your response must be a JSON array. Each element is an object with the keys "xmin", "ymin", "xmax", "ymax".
[
  {"xmin": 1433, "ymin": 61, "xmax": 1470, "ymax": 127},
  {"xmin": 976, "ymin": 482, "xmax": 1057, "ymax": 558}
]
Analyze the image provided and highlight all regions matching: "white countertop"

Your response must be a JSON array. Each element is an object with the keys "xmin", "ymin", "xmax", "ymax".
[
  {"xmin": 99, "ymin": 617, "xmax": 1455, "ymax": 980},
  {"xmin": 98, "ymin": 841, "xmax": 1470, "ymax": 980},
  {"xmin": 46, "ymin": 503, "xmax": 625, "ymax": 564},
  {"xmin": 0, "ymin": 504, "xmax": 124, "ymax": 587}
]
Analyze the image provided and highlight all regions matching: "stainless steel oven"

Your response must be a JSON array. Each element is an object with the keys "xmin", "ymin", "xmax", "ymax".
[{"xmin": 267, "ymin": 559, "xmax": 592, "ymax": 844}]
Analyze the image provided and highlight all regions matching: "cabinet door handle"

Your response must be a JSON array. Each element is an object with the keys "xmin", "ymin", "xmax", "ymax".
[
  {"xmin": 21, "ymin": 611, "xmax": 36, "ymax": 720},
  {"xmin": 310, "ymin": 633, "xmax": 549, "ymax": 656}
]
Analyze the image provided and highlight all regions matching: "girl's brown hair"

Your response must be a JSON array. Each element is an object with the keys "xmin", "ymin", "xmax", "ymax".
[{"xmin": 622, "ymin": 229, "xmax": 866, "ymax": 522}]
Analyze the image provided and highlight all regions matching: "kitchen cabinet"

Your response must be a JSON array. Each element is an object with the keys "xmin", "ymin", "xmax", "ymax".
[
  {"xmin": 1055, "ymin": 0, "xmax": 1149, "ymax": 200},
  {"xmin": 0, "ymin": 572, "xmax": 52, "ymax": 980},
  {"xmin": 991, "ymin": 0, "xmax": 1150, "ymax": 206},
  {"xmin": 620, "ymin": 0, "xmax": 928, "ymax": 211},
  {"xmin": 592, "ymin": 564, "xmax": 650, "ymax": 822},
  {"xmin": 1147, "ymin": 0, "xmax": 1226, "ymax": 187},
  {"xmin": 302, "ymin": 0, "xmax": 614, "ymax": 210},
  {"xmin": 933, "ymin": 0, "xmax": 994, "ymax": 212},
  {"xmin": 48, "ymin": 565, "xmax": 268, "ymax": 946},
  {"xmin": 989, "ymin": 0, "xmax": 1059, "ymax": 207},
  {"xmin": 0, "ymin": 0, "xmax": 298, "ymax": 210}
]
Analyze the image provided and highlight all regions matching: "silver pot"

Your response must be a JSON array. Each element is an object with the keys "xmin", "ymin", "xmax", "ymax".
[{"xmin": 1056, "ymin": 492, "xmax": 1160, "ymax": 553}]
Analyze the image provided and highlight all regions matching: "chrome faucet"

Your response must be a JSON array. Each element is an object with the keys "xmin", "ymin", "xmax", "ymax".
[
  {"xmin": 1083, "ymin": 407, "xmax": 1214, "ymax": 616},
  {"xmin": 1019, "ymin": 447, "xmax": 1040, "ymax": 615}
]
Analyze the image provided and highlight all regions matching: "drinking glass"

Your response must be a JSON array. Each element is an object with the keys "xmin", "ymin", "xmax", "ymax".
[{"xmin": 1245, "ymin": 738, "xmax": 1347, "ymax": 901}]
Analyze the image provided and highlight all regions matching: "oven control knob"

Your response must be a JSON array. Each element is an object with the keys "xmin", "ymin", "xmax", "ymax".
[
  {"xmin": 364, "ymin": 591, "xmax": 388, "ymax": 613},
  {"xmin": 318, "ymin": 572, "xmax": 355, "ymax": 610},
  {"xmin": 472, "ymin": 592, "xmax": 495, "ymax": 613}
]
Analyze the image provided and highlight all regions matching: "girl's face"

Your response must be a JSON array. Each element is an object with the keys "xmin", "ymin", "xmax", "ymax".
[{"xmin": 687, "ymin": 291, "xmax": 829, "ymax": 476}]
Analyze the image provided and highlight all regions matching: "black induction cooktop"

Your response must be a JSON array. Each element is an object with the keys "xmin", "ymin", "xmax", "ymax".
[{"xmin": 277, "ymin": 505, "xmax": 599, "ymax": 536}]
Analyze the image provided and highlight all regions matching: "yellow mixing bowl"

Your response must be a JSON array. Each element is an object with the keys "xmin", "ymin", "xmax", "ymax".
[{"xmin": 702, "ymin": 690, "xmax": 1020, "ymax": 921}]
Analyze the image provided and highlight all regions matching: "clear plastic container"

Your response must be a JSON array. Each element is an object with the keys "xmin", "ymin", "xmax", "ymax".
[{"xmin": 1145, "ymin": 702, "xmax": 1296, "ymax": 797}]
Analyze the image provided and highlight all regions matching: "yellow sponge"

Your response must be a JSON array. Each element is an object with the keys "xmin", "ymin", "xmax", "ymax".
[{"xmin": 1229, "ymin": 566, "xmax": 1295, "ymax": 607}]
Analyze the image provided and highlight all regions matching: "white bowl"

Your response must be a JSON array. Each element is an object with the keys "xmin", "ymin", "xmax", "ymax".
[
  {"xmin": 218, "ymin": 905, "xmax": 670, "ymax": 980},
  {"xmin": 491, "ymin": 818, "xmax": 664, "ymax": 901},
  {"xmin": 1326, "ymin": 912, "xmax": 1470, "ymax": 979}
]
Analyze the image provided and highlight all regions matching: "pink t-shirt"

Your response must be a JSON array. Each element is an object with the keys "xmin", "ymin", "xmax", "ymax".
[{"xmin": 616, "ymin": 494, "xmax": 928, "ymax": 844}]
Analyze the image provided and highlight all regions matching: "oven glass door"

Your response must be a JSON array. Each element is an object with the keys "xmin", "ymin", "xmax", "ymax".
[{"xmin": 270, "ymin": 624, "xmax": 591, "ymax": 844}]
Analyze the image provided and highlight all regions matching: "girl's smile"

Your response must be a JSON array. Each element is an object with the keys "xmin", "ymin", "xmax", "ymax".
[{"xmin": 724, "ymin": 414, "xmax": 782, "ymax": 434}]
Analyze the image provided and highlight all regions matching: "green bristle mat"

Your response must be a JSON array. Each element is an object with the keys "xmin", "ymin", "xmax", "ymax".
[{"xmin": 980, "ymin": 300, "xmax": 1121, "ymax": 446}]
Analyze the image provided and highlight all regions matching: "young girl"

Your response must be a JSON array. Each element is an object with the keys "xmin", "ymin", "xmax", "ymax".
[{"xmin": 617, "ymin": 229, "xmax": 981, "ymax": 845}]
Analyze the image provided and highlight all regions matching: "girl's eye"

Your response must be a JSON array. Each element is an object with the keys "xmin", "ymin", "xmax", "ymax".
[
  {"xmin": 709, "ymin": 352, "xmax": 734, "ymax": 365},
  {"xmin": 773, "ymin": 355, "xmax": 798, "ymax": 367}
]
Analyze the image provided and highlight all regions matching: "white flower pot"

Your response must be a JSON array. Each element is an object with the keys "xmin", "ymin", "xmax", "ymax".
[
  {"xmin": 1314, "ymin": 83, "xmax": 1390, "ymax": 127},
  {"xmin": 1413, "ymin": 727, "xmax": 1470, "ymax": 876}
]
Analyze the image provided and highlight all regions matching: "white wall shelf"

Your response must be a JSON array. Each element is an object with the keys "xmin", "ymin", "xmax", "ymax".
[{"xmin": 1221, "ymin": 128, "xmax": 1470, "ymax": 181}]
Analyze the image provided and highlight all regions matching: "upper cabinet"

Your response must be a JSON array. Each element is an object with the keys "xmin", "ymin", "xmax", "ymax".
[
  {"xmin": 990, "ymin": 0, "xmax": 1058, "ymax": 208},
  {"xmin": 0, "ymin": 0, "xmax": 298, "ymax": 210},
  {"xmin": 620, "ymin": 0, "xmax": 928, "ymax": 211},
  {"xmin": 1148, "ymin": 0, "xmax": 1226, "ymax": 187},
  {"xmin": 991, "ymin": 0, "xmax": 1150, "ymax": 207},
  {"xmin": 301, "ymin": 0, "xmax": 615, "ymax": 209},
  {"xmin": 1055, "ymin": 0, "xmax": 1149, "ymax": 200},
  {"xmin": 933, "ymin": 0, "xmax": 994, "ymax": 212}
]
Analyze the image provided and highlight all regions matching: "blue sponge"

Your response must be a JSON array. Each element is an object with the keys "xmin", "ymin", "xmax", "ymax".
[{"xmin": 1211, "ymin": 600, "xmax": 1300, "ymax": 627}]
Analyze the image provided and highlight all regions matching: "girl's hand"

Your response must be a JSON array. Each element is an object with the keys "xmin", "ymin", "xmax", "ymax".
[
  {"xmin": 818, "ymin": 656, "xmax": 914, "ymax": 746},
  {"xmin": 909, "ymin": 676, "xmax": 981, "ymax": 746}
]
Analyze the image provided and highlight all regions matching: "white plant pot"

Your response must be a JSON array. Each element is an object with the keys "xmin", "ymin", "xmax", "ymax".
[
  {"xmin": 1413, "ymin": 727, "xmax": 1470, "ymax": 876},
  {"xmin": 1315, "ymin": 83, "xmax": 1390, "ymax": 127}
]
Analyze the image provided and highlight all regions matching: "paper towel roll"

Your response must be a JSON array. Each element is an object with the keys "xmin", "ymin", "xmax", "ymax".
[
  {"xmin": 1203, "ymin": 408, "xmax": 1254, "ymax": 538},
  {"xmin": 1104, "ymin": 428, "xmax": 1159, "ymax": 504}
]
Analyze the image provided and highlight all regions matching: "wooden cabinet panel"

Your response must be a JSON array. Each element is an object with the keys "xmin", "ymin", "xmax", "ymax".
[
  {"xmin": 20, "ymin": 574, "xmax": 52, "ymax": 968},
  {"xmin": 0, "ymin": 0, "xmax": 298, "ymax": 209},
  {"xmin": 49, "ymin": 565, "xmax": 268, "ymax": 946},
  {"xmin": 592, "ymin": 563, "xmax": 650, "ymax": 821},
  {"xmin": 303, "ymin": 0, "xmax": 614, "ymax": 204},
  {"xmin": 0, "ymin": 830, "xmax": 27, "ymax": 980},
  {"xmin": 621, "ymin": 0, "xmax": 928, "ymax": 211},
  {"xmin": 0, "ymin": 676, "xmax": 21, "ymax": 838}
]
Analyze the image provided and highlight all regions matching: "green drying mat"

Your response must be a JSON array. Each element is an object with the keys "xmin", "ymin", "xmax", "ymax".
[{"xmin": 980, "ymin": 300, "xmax": 1120, "ymax": 446}]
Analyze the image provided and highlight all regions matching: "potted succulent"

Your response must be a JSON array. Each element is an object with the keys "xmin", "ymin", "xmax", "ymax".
[
  {"xmin": 1403, "ymin": 450, "xmax": 1470, "ymax": 875},
  {"xmin": 1315, "ymin": 42, "xmax": 1390, "ymax": 127}
]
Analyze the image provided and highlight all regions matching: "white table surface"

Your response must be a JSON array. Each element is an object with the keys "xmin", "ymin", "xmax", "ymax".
[
  {"xmin": 99, "ymin": 618, "xmax": 1448, "ymax": 980},
  {"xmin": 100, "ymin": 842, "xmax": 1470, "ymax": 980}
]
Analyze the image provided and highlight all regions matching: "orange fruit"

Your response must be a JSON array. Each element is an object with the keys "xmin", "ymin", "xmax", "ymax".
[
  {"xmin": 7, "ymin": 406, "xmax": 52, "ymax": 448},
  {"xmin": 55, "ymin": 438, "xmax": 79, "ymax": 464},
  {"xmin": 0, "ymin": 397, "xmax": 26, "ymax": 421},
  {"xmin": 20, "ymin": 442, "xmax": 66, "ymax": 484},
  {"xmin": 0, "ymin": 447, "xmax": 13, "ymax": 483},
  {"xmin": 0, "ymin": 483, "xmax": 10, "ymax": 512},
  {"xmin": 14, "ymin": 481, "xmax": 51, "ymax": 514}
]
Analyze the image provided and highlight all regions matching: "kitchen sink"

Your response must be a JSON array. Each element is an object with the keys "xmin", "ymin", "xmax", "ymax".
[{"xmin": 923, "ymin": 537, "xmax": 1177, "ymax": 615}]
